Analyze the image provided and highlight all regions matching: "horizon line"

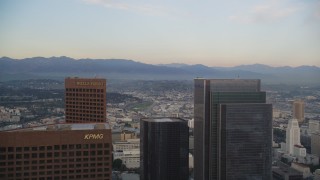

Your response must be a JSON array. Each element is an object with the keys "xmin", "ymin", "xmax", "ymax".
[{"xmin": 1, "ymin": 56, "xmax": 319, "ymax": 68}]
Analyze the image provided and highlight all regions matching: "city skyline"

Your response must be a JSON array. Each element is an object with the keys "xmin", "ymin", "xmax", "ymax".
[{"xmin": 1, "ymin": 0, "xmax": 320, "ymax": 67}]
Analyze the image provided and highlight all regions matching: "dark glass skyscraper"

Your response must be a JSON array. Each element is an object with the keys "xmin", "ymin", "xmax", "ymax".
[
  {"xmin": 194, "ymin": 79, "xmax": 272, "ymax": 180},
  {"xmin": 140, "ymin": 118, "xmax": 189, "ymax": 180}
]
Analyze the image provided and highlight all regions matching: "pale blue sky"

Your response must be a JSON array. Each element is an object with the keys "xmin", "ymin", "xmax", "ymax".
[{"xmin": 0, "ymin": 0, "xmax": 319, "ymax": 67}]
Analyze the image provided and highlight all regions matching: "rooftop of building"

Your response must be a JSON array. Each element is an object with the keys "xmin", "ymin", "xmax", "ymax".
[
  {"xmin": 272, "ymin": 161, "xmax": 302, "ymax": 176},
  {"xmin": 294, "ymin": 144, "xmax": 304, "ymax": 148},
  {"xmin": 3, "ymin": 123, "xmax": 110, "ymax": 132},
  {"xmin": 291, "ymin": 162, "xmax": 310, "ymax": 168},
  {"xmin": 65, "ymin": 77, "xmax": 106, "ymax": 80},
  {"xmin": 113, "ymin": 139, "xmax": 140, "ymax": 144},
  {"xmin": 142, "ymin": 117, "xmax": 187, "ymax": 123}
]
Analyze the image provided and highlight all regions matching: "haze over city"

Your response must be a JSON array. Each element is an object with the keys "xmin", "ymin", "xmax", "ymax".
[{"xmin": 1, "ymin": 0, "xmax": 320, "ymax": 67}]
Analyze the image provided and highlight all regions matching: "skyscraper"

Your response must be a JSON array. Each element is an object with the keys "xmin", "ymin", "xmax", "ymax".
[
  {"xmin": 65, "ymin": 77, "xmax": 106, "ymax": 123},
  {"xmin": 293, "ymin": 100, "xmax": 305, "ymax": 124},
  {"xmin": 194, "ymin": 79, "xmax": 272, "ymax": 180},
  {"xmin": 140, "ymin": 118, "xmax": 189, "ymax": 180},
  {"xmin": 311, "ymin": 132, "xmax": 320, "ymax": 157},
  {"xmin": 286, "ymin": 118, "xmax": 301, "ymax": 155}
]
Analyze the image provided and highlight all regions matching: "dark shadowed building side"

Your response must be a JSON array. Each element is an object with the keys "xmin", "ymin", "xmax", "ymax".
[{"xmin": 140, "ymin": 118, "xmax": 189, "ymax": 180}]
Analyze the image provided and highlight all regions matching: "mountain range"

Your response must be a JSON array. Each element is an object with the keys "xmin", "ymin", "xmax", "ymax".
[{"xmin": 0, "ymin": 56, "xmax": 319, "ymax": 85}]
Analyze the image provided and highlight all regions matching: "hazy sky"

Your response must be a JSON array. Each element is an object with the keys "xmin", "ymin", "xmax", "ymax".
[{"xmin": 0, "ymin": 0, "xmax": 319, "ymax": 67}]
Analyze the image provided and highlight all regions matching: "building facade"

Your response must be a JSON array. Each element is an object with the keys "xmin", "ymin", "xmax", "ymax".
[
  {"xmin": 194, "ymin": 79, "xmax": 272, "ymax": 180},
  {"xmin": 140, "ymin": 118, "xmax": 189, "ymax": 180},
  {"xmin": 113, "ymin": 150, "xmax": 140, "ymax": 169},
  {"xmin": 65, "ymin": 77, "xmax": 106, "ymax": 123},
  {"xmin": 293, "ymin": 100, "xmax": 305, "ymax": 124},
  {"xmin": 311, "ymin": 132, "xmax": 320, "ymax": 157},
  {"xmin": 113, "ymin": 139, "xmax": 140, "ymax": 152},
  {"xmin": 286, "ymin": 119, "xmax": 302, "ymax": 155},
  {"xmin": 0, "ymin": 123, "xmax": 112, "ymax": 180}
]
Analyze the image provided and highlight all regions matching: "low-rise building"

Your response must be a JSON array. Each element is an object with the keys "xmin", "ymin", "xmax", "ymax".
[
  {"xmin": 272, "ymin": 161, "xmax": 303, "ymax": 180},
  {"xmin": 314, "ymin": 169, "xmax": 320, "ymax": 180},
  {"xmin": 113, "ymin": 139, "xmax": 140, "ymax": 152},
  {"xmin": 0, "ymin": 107, "xmax": 20, "ymax": 122},
  {"xmin": 113, "ymin": 150, "xmax": 140, "ymax": 169},
  {"xmin": 291, "ymin": 162, "xmax": 312, "ymax": 179}
]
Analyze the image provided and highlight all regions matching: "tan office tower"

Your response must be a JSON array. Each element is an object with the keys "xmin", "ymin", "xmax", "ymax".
[
  {"xmin": 293, "ymin": 100, "xmax": 305, "ymax": 124},
  {"xmin": 65, "ymin": 77, "xmax": 106, "ymax": 123},
  {"xmin": 311, "ymin": 132, "xmax": 320, "ymax": 157}
]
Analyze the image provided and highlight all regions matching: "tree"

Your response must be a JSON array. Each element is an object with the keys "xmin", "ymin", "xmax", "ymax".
[{"xmin": 113, "ymin": 159, "xmax": 123, "ymax": 170}]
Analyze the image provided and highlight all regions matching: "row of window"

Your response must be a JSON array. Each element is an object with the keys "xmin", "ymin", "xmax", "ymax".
[
  {"xmin": 0, "ymin": 150, "xmax": 110, "ymax": 160},
  {"xmin": 0, "ymin": 162, "xmax": 109, "ymax": 170},
  {"xmin": 66, "ymin": 102, "xmax": 105, "ymax": 106},
  {"xmin": 65, "ymin": 107, "xmax": 104, "ymax": 112},
  {"xmin": 66, "ymin": 88, "xmax": 104, "ymax": 93},
  {"xmin": 0, "ymin": 159, "xmax": 110, "ymax": 167},
  {"xmin": 66, "ymin": 110, "xmax": 103, "ymax": 118},
  {"xmin": 0, "ymin": 143, "xmax": 110, "ymax": 153},
  {"xmin": 0, "ymin": 173, "xmax": 110, "ymax": 180},
  {"xmin": 66, "ymin": 108, "xmax": 104, "ymax": 112},
  {"xmin": 66, "ymin": 116, "xmax": 105, "ymax": 120},
  {"xmin": 66, "ymin": 93, "xmax": 105, "ymax": 98},
  {"xmin": 66, "ymin": 98, "xmax": 104, "ymax": 102}
]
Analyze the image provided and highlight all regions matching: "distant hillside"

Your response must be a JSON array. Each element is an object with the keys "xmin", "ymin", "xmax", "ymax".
[{"xmin": 0, "ymin": 57, "xmax": 319, "ymax": 85}]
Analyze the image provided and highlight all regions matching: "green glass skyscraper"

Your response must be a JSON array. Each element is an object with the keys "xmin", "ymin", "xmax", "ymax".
[{"xmin": 194, "ymin": 79, "xmax": 272, "ymax": 180}]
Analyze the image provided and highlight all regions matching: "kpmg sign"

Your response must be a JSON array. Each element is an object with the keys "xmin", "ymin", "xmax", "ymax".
[
  {"xmin": 84, "ymin": 134, "xmax": 104, "ymax": 140},
  {"xmin": 76, "ymin": 81, "xmax": 105, "ymax": 86}
]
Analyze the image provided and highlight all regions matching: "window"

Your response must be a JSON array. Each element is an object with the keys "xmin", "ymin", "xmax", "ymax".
[
  {"xmin": 24, "ymin": 154, "xmax": 29, "ymax": 158},
  {"xmin": 0, "ymin": 147, "xmax": 6, "ymax": 153},
  {"xmin": 69, "ymin": 145, "xmax": 74, "ymax": 149},
  {"xmin": 54, "ymin": 152, "xmax": 59, "ymax": 157},
  {"xmin": 8, "ymin": 154, "xmax": 14, "ymax": 160},
  {"xmin": 8, "ymin": 147, "xmax": 14, "ymax": 152},
  {"xmin": 62, "ymin": 152, "xmax": 67, "ymax": 157}
]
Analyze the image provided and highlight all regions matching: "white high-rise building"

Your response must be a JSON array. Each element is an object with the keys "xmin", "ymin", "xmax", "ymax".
[{"xmin": 286, "ymin": 119, "xmax": 301, "ymax": 155}]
